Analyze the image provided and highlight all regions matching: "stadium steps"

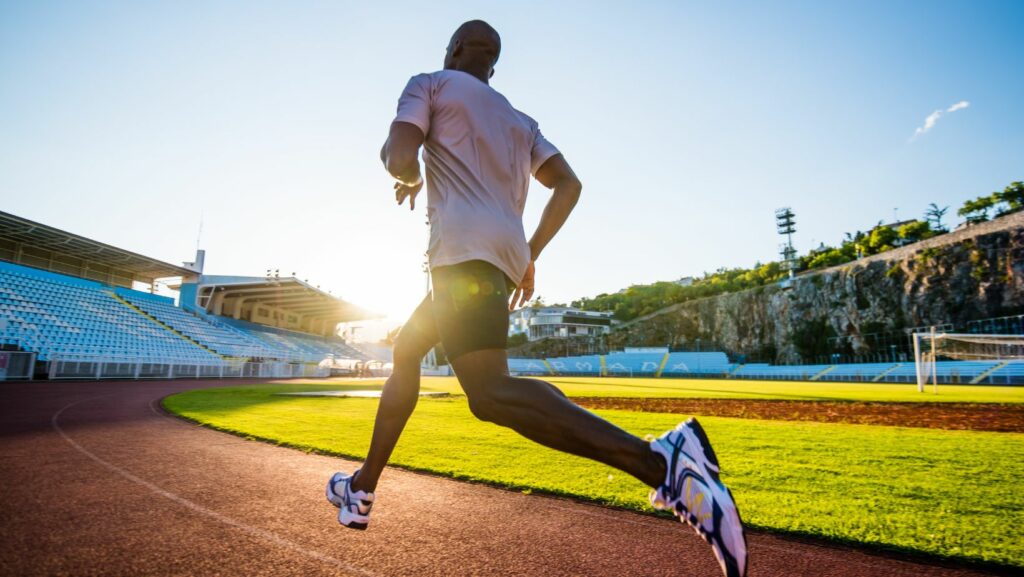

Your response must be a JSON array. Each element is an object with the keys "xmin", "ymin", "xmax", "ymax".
[
  {"xmin": 871, "ymin": 363, "xmax": 902, "ymax": 382},
  {"xmin": 654, "ymin": 352, "xmax": 670, "ymax": 378},
  {"xmin": 599, "ymin": 355, "xmax": 607, "ymax": 376},
  {"xmin": 810, "ymin": 365, "xmax": 838, "ymax": 381},
  {"xmin": 970, "ymin": 360, "xmax": 1010, "ymax": 384},
  {"xmin": 107, "ymin": 291, "xmax": 226, "ymax": 359},
  {"xmin": 542, "ymin": 359, "xmax": 555, "ymax": 375}
]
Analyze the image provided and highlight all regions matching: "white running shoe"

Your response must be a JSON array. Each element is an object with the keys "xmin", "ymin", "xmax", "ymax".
[
  {"xmin": 649, "ymin": 417, "xmax": 747, "ymax": 577},
  {"xmin": 326, "ymin": 470, "xmax": 375, "ymax": 530}
]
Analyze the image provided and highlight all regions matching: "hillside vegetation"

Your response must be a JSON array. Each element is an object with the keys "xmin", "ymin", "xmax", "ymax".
[{"xmin": 571, "ymin": 182, "xmax": 1022, "ymax": 323}]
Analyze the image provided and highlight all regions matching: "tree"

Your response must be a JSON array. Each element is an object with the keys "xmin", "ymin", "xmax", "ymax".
[
  {"xmin": 958, "ymin": 195, "xmax": 997, "ymax": 224},
  {"xmin": 867, "ymin": 224, "xmax": 898, "ymax": 253},
  {"xmin": 924, "ymin": 203, "xmax": 949, "ymax": 232},
  {"xmin": 994, "ymin": 181, "xmax": 1024, "ymax": 216},
  {"xmin": 897, "ymin": 220, "xmax": 937, "ymax": 244},
  {"xmin": 806, "ymin": 248, "xmax": 848, "ymax": 269}
]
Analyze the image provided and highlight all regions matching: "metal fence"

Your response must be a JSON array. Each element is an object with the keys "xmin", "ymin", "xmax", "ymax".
[
  {"xmin": 0, "ymin": 351, "xmax": 35, "ymax": 380},
  {"xmin": 47, "ymin": 354, "xmax": 329, "ymax": 380}
]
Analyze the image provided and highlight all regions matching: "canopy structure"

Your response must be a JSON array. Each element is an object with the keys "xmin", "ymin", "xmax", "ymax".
[
  {"xmin": 194, "ymin": 275, "xmax": 380, "ymax": 336},
  {"xmin": 0, "ymin": 211, "xmax": 194, "ymax": 288}
]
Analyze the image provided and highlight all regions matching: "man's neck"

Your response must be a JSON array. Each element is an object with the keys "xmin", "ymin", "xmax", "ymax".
[{"xmin": 451, "ymin": 64, "xmax": 490, "ymax": 85}]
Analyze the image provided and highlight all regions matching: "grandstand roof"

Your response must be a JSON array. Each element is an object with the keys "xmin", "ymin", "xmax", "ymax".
[
  {"xmin": 196, "ymin": 275, "xmax": 379, "ymax": 324},
  {"xmin": 0, "ymin": 211, "xmax": 192, "ymax": 285}
]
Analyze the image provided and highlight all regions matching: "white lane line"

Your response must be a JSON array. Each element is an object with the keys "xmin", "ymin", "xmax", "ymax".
[{"xmin": 52, "ymin": 394, "xmax": 377, "ymax": 577}]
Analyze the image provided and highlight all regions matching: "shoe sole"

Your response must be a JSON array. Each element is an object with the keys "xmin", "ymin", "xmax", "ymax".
[{"xmin": 339, "ymin": 509, "xmax": 369, "ymax": 530}]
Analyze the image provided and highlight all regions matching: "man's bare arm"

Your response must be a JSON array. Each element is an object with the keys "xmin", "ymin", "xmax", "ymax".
[
  {"xmin": 510, "ymin": 154, "xmax": 582, "ymax": 309},
  {"xmin": 381, "ymin": 121, "xmax": 426, "ymax": 209},
  {"xmin": 530, "ymin": 154, "xmax": 582, "ymax": 262}
]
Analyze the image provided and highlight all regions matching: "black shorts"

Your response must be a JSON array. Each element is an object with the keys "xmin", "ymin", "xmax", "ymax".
[{"xmin": 401, "ymin": 260, "xmax": 515, "ymax": 361}]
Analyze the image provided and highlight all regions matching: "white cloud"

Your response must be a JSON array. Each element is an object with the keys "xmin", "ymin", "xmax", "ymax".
[
  {"xmin": 947, "ymin": 100, "xmax": 970, "ymax": 112},
  {"xmin": 911, "ymin": 100, "xmax": 970, "ymax": 140}
]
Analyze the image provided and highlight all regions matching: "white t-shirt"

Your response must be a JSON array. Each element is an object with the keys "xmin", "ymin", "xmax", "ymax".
[{"xmin": 393, "ymin": 70, "xmax": 560, "ymax": 284}]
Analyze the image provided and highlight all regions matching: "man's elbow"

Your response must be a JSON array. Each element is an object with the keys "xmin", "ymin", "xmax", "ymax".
[{"xmin": 557, "ymin": 176, "xmax": 582, "ymax": 203}]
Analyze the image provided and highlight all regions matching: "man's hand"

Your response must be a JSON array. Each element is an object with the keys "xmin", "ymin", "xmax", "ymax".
[
  {"xmin": 395, "ymin": 179, "xmax": 422, "ymax": 210},
  {"xmin": 510, "ymin": 261, "xmax": 535, "ymax": 311}
]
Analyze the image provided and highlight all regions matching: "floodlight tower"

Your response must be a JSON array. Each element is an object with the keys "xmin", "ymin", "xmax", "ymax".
[{"xmin": 775, "ymin": 207, "xmax": 797, "ymax": 280}]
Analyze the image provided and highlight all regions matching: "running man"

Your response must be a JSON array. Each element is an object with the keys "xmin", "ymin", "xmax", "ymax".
[{"xmin": 326, "ymin": 20, "xmax": 747, "ymax": 577}]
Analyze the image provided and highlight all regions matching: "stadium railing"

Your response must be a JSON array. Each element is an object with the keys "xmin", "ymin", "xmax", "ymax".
[
  {"xmin": 0, "ymin": 351, "xmax": 35, "ymax": 380},
  {"xmin": 46, "ymin": 353, "xmax": 328, "ymax": 380}
]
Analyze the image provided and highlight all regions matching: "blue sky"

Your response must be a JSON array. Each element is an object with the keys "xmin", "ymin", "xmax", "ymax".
[{"xmin": 1, "ymin": 0, "xmax": 1022, "ymax": 331}]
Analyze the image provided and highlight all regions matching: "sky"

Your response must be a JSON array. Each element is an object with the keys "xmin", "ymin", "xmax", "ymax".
[{"xmin": 1, "ymin": 0, "xmax": 1022, "ymax": 337}]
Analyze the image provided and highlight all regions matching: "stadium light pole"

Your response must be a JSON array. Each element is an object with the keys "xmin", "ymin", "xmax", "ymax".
[{"xmin": 775, "ymin": 207, "xmax": 797, "ymax": 281}]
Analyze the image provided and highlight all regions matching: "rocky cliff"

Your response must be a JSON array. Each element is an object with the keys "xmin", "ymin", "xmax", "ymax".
[{"xmin": 608, "ymin": 212, "xmax": 1024, "ymax": 363}]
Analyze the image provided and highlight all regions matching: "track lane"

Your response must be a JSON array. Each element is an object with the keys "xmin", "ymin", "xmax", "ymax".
[{"xmin": 0, "ymin": 380, "xmax": 1005, "ymax": 576}]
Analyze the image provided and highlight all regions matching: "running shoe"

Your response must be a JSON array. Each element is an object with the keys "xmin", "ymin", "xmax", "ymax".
[
  {"xmin": 649, "ymin": 417, "xmax": 747, "ymax": 577},
  {"xmin": 326, "ymin": 470, "xmax": 375, "ymax": 530}
]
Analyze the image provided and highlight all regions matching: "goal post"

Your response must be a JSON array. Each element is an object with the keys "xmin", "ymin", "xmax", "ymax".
[{"xmin": 912, "ymin": 332, "xmax": 1024, "ymax": 392}]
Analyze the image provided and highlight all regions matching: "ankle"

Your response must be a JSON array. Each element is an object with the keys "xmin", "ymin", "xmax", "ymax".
[
  {"xmin": 645, "ymin": 447, "xmax": 668, "ymax": 489},
  {"xmin": 350, "ymin": 470, "xmax": 375, "ymax": 494}
]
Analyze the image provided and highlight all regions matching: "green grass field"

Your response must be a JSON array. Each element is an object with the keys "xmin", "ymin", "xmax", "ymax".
[
  {"xmin": 164, "ymin": 379, "xmax": 1024, "ymax": 568},
  {"xmin": 344, "ymin": 375, "xmax": 1024, "ymax": 403}
]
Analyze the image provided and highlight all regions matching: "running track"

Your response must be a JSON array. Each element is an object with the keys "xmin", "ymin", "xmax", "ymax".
[{"xmin": 0, "ymin": 380, "xmax": 1006, "ymax": 576}]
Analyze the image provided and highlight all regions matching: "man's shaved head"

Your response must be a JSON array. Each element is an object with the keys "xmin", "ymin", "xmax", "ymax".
[{"xmin": 444, "ymin": 20, "xmax": 501, "ymax": 82}]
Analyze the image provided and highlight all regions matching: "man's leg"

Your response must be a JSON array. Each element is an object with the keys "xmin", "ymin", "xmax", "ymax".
[
  {"xmin": 449, "ymin": 349, "xmax": 665, "ymax": 488},
  {"xmin": 350, "ymin": 296, "xmax": 439, "ymax": 494}
]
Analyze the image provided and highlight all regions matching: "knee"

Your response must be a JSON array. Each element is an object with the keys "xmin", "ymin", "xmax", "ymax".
[{"xmin": 392, "ymin": 337, "xmax": 425, "ymax": 369}]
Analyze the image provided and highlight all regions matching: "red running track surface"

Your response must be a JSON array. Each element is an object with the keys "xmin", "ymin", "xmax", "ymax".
[{"xmin": 0, "ymin": 379, "xmax": 1005, "ymax": 576}]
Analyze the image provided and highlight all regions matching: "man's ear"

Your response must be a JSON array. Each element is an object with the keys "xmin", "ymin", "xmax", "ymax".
[{"xmin": 489, "ymin": 67, "xmax": 495, "ymax": 78}]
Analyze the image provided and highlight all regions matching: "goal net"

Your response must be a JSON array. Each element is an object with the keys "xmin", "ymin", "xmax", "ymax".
[{"xmin": 912, "ymin": 332, "xmax": 1024, "ymax": 392}]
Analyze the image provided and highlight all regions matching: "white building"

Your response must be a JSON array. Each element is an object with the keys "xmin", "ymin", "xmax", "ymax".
[
  {"xmin": 509, "ymin": 306, "xmax": 613, "ymax": 341},
  {"xmin": 675, "ymin": 276, "xmax": 695, "ymax": 287}
]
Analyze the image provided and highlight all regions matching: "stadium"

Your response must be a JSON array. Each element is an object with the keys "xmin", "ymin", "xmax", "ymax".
[
  {"xmin": 3, "ymin": 3, "xmax": 1024, "ymax": 577},
  {"xmin": 4, "ymin": 204, "xmax": 1021, "ymax": 386},
  {"xmin": 0, "ymin": 210, "xmax": 385, "ymax": 380}
]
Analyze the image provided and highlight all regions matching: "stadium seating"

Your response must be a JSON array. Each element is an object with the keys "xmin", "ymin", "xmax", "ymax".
[
  {"xmin": 661, "ymin": 352, "xmax": 732, "ymax": 376},
  {"xmin": 504, "ymin": 351, "xmax": 1023, "ymax": 384},
  {"xmin": 884, "ymin": 361, "xmax": 1000, "ymax": 383},
  {"xmin": 0, "ymin": 261, "xmax": 220, "ymax": 363},
  {"xmin": 115, "ymin": 288, "xmax": 265, "ymax": 358},
  {"xmin": 507, "ymin": 358, "xmax": 550, "ymax": 374},
  {"xmin": 216, "ymin": 317, "xmax": 368, "ymax": 362},
  {"xmin": 816, "ymin": 362, "xmax": 897, "ymax": 381},
  {"xmin": 987, "ymin": 361, "xmax": 1024, "ymax": 384},
  {"xmin": 604, "ymin": 352, "xmax": 665, "ymax": 375},
  {"xmin": 732, "ymin": 364, "xmax": 832, "ymax": 380},
  {"xmin": 547, "ymin": 355, "xmax": 602, "ymax": 375},
  {"xmin": 0, "ymin": 261, "xmax": 373, "ymax": 367}
]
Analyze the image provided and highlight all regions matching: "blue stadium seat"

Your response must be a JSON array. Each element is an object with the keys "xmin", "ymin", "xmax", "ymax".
[
  {"xmin": 0, "ymin": 261, "xmax": 220, "ymax": 363},
  {"xmin": 604, "ymin": 352, "xmax": 665, "ymax": 375},
  {"xmin": 547, "ymin": 355, "xmax": 602, "ymax": 375},
  {"xmin": 507, "ymin": 358, "xmax": 549, "ymax": 374},
  {"xmin": 215, "ymin": 316, "xmax": 369, "ymax": 362},
  {"xmin": 661, "ymin": 352, "xmax": 731, "ymax": 376},
  {"xmin": 115, "ymin": 288, "xmax": 265, "ymax": 358}
]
